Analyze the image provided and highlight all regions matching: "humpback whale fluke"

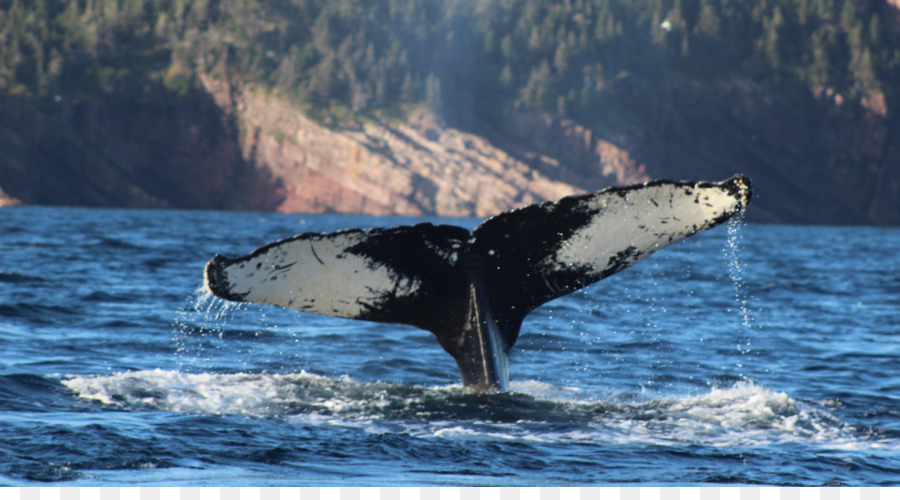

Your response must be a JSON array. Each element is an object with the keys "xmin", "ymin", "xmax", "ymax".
[{"xmin": 205, "ymin": 175, "xmax": 752, "ymax": 392}]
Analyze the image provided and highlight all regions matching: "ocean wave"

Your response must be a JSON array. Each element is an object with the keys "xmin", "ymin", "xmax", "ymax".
[
  {"xmin": 0, "ymin": 271, "xmax": 46, "ymax": 284},
  {"xmin": 61, "ymin": 370, "xmax": 894, "ymax": 451}
]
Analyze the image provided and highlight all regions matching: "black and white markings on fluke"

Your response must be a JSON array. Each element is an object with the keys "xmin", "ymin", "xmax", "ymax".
[{"xmin": 204, "ymin": 174, "xmax": 752, "ymax": 392}]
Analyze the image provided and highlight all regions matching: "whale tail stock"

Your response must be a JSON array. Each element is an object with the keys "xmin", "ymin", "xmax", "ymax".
[{"xmin": 205, "ymin": 175, "xmax": 752, "ymax": 392}]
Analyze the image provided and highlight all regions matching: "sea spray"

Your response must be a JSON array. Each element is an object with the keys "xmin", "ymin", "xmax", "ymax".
[
  {"xmin": 171, "ymin": 286, "xmax": 305, "ymax": 374},
  {"xmin": 723, "ymin": 214, "xmax": 758, "ymax": 379},
  {"xmin": 171, "ymin": 287, "xmax": 248, "ymax": 372}
]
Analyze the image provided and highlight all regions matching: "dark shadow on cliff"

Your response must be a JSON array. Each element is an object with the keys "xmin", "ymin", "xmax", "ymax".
[{"xmin": 0, "ymin": 78, "xmax": 284, "ymax": 212}]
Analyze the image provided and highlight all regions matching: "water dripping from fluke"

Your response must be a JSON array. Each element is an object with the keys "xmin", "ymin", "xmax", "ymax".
[
  {"xmin": 170, "ymin": 287, "xmax": 249, "ymax": 372},
  {"xmin": 724, "ymin": 214, "xmax": 757, "ymax": 379}
]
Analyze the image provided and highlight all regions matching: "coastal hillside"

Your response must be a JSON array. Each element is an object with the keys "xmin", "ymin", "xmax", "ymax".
[{"xmin": 1, "ymin": 0, "xmax": 899, "ymax": 224}]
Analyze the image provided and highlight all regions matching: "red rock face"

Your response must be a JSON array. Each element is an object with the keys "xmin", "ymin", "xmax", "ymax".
[
  {"xmin": 0, "ymin": 185, "xmax": 21, "ymax": 206},
  {"xmin": 207, "ymin": 79, "xmax": 588, "ymax": 217},
  {"xmin": 196, "ymin": 75, "xmax": 650, "ymax": 218}
]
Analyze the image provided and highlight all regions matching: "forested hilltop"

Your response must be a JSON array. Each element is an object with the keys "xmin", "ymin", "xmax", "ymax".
[
  {"xmin": 4, "ymin": 0, "xmax": 899, "ymax": 118},
  {"xmin": 2, "ymin": 0, "xmax": 900, "ymax": 224}
]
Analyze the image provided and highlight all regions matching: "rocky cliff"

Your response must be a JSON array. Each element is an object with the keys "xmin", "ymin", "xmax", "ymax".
[
  {"xmin": 200, "ymin": 76, "xmax": 596, "ymax": 218},
  {"xmin": 1, "ymin": 74, "xmax": 898, "ymax": 225},
  {"xmin": 0, "ymin": 84, "xmax": 278, "ymax": 211},
  {"xmin": 587, "ymin": 78, "xmax": 900, "ymax": 225}
]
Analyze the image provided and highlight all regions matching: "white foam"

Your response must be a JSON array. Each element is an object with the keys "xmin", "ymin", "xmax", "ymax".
[
  {"xmin": 594, "ymin": 382, "xmax": 860, "ymax": 449},
  {"xmin": 63, "ymin": 369, "xmax": 338, "ymax": 416},
  {"xmin": 62, "ymin": 370, "xmax": 895, "ymax": 451}
]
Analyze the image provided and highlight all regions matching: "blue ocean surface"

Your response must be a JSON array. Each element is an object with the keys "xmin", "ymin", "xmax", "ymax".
[{"xmin": 0, "ymin": 206, "xmax": 898, "ymax": 486}]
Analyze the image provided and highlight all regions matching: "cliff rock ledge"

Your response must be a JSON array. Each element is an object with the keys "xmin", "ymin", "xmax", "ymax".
[{"xmin": 1, "ymin": 75, "xmax": 898, "ymax": 225}]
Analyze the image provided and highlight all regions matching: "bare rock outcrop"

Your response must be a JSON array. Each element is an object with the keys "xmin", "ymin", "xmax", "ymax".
[
  {"xmin": 201, "ymin": 76, "xmax": 599, "ymax": 217},
  {"xmin": 0, "ymin": 185, "xmax": 22, "ymax": 206}
]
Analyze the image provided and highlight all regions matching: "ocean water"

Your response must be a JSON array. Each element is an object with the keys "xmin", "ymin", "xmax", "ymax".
[{"xmin": 0, "ymin": 206, "xmax": 898, "ymax": 486}]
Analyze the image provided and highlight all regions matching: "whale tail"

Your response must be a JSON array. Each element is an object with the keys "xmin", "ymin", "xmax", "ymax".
[{"xmin": 205, "ymin": 175, "xmax": 751, "ymax": 391}]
